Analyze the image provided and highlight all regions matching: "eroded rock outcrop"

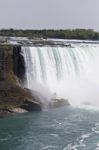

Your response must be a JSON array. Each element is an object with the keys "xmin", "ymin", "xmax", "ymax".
[
  {"xmin": 49, "ymin": 98, "xmax": 70, "ymax": 108},
  {"xmin": 0, "ymin": 45, "xmax": 42, "ymax": 117}
]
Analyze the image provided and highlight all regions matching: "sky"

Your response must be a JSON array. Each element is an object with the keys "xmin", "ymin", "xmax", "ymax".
[{"xmin": 0, "ymin": 0, "xmax": 99, "ymax": 31}]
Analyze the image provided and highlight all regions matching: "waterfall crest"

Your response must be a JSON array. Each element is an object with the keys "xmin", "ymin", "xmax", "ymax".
[{"xmin": 22, "ymin": 44, "xmax": 99, "ymax": 107}]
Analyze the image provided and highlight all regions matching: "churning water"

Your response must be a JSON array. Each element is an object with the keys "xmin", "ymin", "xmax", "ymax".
[
  {"xmin": 22, "ymin": 44, "xmax": 99, "ymax": 107},
  {"xmin": 1, "ymin": 107, "xmax": 99, "ymax": 150}
]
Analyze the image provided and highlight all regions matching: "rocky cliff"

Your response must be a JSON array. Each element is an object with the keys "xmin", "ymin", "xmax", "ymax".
[{"xmin": 0, "ymin": 45, "xmax": 42, "ymax": 117}]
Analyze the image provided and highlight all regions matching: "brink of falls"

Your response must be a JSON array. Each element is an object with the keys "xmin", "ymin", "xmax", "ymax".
[{"xmin": 22, "ymin": 44, "xmax": 99, "ymax": 107}]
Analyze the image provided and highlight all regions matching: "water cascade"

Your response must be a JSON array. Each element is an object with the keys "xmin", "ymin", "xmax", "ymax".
[{"xmin": 22, "ymin": 44, "xmax": 99, "ymax": 107}]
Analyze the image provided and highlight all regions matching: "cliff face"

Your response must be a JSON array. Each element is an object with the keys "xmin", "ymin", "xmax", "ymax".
[
  {"xmin": 0, "ymin": 45, "xmax": 25, "ymax": 84},
  {"xmin": 0, "ymin": 45, "xmax": 15, "ymax": 83},
  {"xmin": 0, "ymin": 45, "xmax": 41, "ymax": 117},
  {"xmin": 13, "ymin": 46, "xmax": 26, "ymax": 84}
]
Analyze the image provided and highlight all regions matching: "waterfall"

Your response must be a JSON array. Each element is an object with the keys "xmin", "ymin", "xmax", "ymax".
[{"xmin": 22, "ymin": 44, "xmax": 99, "ymax": 107}]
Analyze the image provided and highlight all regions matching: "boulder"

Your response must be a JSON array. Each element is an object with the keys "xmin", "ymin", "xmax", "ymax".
[
  {"xmin": 11, "ymin": 108, "xmax": 28, "ymax": 113},
  {"xmin": 20, "ymin": 99, "xmax": 41, "ymax": 111},
  {"xmin": 49, "ymin": 98, "xmax": 70, "ymax": 108},
  {"xmin": 0, "ymin": 109, "xmax": 12, "ymax": 118},
  {"xmin": 0, "ymin": 82, "xmax": 42, "ymax": 117}
]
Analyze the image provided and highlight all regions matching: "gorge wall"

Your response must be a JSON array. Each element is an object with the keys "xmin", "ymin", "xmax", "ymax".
[
  {"xmin": 0, "ymin": 45, "xmax": 25, "ymax": 84},
  {"xmin": 0, "ymin": 45, "xmax": 41, "ymax": 117}
]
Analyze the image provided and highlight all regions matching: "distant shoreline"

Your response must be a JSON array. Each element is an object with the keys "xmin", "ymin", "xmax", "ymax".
[{"xmin": 0, "ymin": 29, "xmax": 99, "ymax": 41}]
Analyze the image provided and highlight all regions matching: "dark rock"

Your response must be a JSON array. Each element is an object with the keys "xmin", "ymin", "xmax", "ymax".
[
  {"xmin": 13, "ymin": 46, "xmax": 26, "ymax": 83},
  {"xmin": 0, "ymin": 83, "xmax": 42, "ymax": 112},
  {"xmin": 20, "ymin": 99, "xmax": 41, "ymax": 111},
  {"xmin": 0, "ymin": 109, "xmax": 12, "ymax": 118},
  {"xmin": 0, "ymin": 45, "xmax": 19, "ymax": 85}
]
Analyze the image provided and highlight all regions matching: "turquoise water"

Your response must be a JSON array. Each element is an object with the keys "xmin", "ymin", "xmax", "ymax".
[{"xmin": 0, "ymin": 107, "xmax": 99, "ymax": 150}]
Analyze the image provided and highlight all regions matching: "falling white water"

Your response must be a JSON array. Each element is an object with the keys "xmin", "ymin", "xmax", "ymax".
[{"xmin": 22, "ymin": 44, "xmax": 99, "ymax": 107}]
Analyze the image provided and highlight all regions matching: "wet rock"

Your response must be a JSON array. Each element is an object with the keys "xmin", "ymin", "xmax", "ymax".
[
  {"xmin": 0, "ymin": 109, "xmax": 12, "ymax": 118},
  {"xmin": 11, "ymin": 108, "xmax": 28, "ymax": 113},
  {"xmin": 49, "ymin": 98, "xmax": 70, "ymax": 108},
  {"xmin": 0, "ymin": 82, "xmax": 42, "ymax": 117},
  {"xmin": 20, "ymin": 99, "xmax": 42, "ymax": 111},
  {"xmin": 13, "ymin": 46, "xmax": 26, "ymax": 83}
]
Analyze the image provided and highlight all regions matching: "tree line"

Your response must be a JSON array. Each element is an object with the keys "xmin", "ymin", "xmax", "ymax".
[{"xmin": 0, "ymin": 29, "xmax": 99, "ymax": 40}]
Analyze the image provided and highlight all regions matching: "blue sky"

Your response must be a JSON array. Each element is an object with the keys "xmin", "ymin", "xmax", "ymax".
[{"xmin": 0, "ymin": 0, "xmax": 99, "ymax": 30}]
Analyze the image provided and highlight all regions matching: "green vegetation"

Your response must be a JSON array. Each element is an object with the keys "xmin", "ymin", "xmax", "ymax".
[{"xmin": 0, "ymin": 29, "xmax": 99, "ymax": 40}]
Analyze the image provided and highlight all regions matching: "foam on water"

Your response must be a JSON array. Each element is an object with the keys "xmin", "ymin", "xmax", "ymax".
[
  {"xmin": 63, "ymin": 133, "xmax": 91, "ymax": 150},
  {"xmin": 63, "ymin": 122, "xmax": 99, "ymax": 150},
  {"xmin": 40, "ymin": 145, "xmax": 61, "ymax": 150},
  {"xmin": 76, "ymin": 105, "xmax": 99, "ymax": 111},
  {"xmin": 96, "ymin": 143, "xmax": 99, "ymax": 150}
]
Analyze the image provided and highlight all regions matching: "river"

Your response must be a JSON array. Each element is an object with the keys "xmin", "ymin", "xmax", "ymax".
[{"xmin": 0, "ymin": 106, "xmax": 99, "ymax": 150}]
